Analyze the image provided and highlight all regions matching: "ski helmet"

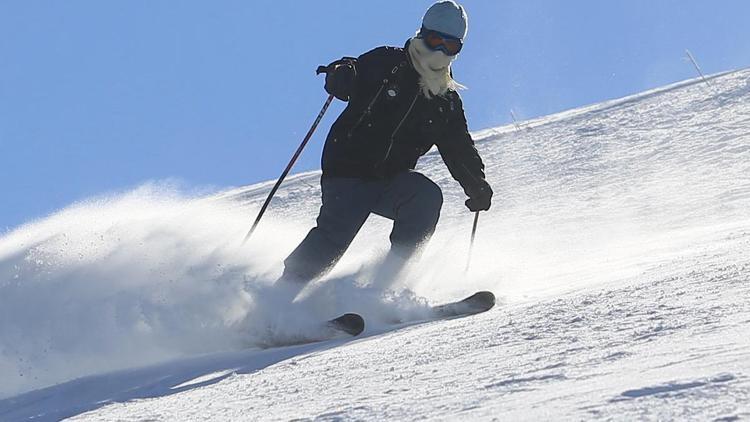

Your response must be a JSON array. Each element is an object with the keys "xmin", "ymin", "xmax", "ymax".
[{"xmin": 421, "ymin": 1, "xmax": 468, "ymax": 41}]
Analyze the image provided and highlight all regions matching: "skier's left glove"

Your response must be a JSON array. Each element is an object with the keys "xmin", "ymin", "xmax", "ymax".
[{"xmin": 465, "ymin": 184, "xmax": 493, "ymax": 212}]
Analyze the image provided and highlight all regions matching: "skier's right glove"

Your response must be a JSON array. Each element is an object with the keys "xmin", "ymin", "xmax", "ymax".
[
  {"xmin": 319, "ymin": 58, "xmax": 357, "ymax": 102},
  {"xmin": 465, "ymin": 184, "xmax": 493, "ymax": 212}
]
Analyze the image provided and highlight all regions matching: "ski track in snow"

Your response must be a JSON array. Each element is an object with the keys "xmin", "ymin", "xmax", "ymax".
[{"xmin": 1, "ymin": 69, "xmax": 749, "ymax": 420}]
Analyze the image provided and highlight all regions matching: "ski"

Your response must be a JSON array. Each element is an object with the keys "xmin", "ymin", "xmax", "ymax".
[
  {"xmin": 327, "ymin": 312, "xmax": 366, "ymax": 336},
  {"xmin": 257, "ymin": 313, "xmax": 365, "ymax": 349},
  {"xmin": 322, "ymin": 291, "xmax": 494, "ymax": 341},
  {"xmin": 430, "ymin": 291, "xmax": 496, "ymax": 319},
  {"xmin": 258, "ymin": 292, "xmax": 493, "ymax": 349}
]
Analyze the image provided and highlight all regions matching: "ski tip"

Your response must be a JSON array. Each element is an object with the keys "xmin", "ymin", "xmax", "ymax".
[
  {"xmin": 475, "ymin": 291, "xmax": 496, "ymax": 303},
  {"xmin": 466, "ymin": 291, "xmax": 496, "ymax": 312},
  {"xmin": 431, "ymin": 290, "xmax": 497, "ymax": 319},
  {"xmin": 328, "ymin": 313, "xmax": 365, "ymax": 336}
]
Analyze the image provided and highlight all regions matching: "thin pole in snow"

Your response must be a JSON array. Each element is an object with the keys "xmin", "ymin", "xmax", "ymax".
[
  {"xmin": 685, "ymin": 50, "xmax": 711, "ymax": 87},
  {"xmin": 510, "ymin": 109, "xmax": 522, "ymax": 132}
]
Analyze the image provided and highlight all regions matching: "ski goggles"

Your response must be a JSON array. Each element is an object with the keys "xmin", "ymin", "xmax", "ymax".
[{"xmin": 418, "ymin": 27, "xmax": 463, "ymax": 56}]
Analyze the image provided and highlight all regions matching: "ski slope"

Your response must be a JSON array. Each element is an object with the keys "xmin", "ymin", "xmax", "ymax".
[{"xmin": 1, "ymin": 68, "xmax": 749, "ymax": 421}]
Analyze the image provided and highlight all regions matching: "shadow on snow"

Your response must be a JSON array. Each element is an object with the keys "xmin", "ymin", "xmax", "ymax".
[{"xmin": 0, "ymin": 338, "xmax": 352, "ymax": 422}]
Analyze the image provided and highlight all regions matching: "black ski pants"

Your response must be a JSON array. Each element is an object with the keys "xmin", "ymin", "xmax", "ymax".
[{"xmin": 283, "ymin": 171, "xmax": 443, "ymax": 282}]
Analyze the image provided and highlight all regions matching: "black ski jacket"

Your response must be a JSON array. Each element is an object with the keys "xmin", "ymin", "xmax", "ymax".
[{"xmin": 321, "ymin": 40, "xmax": 491, "ymax": 199}]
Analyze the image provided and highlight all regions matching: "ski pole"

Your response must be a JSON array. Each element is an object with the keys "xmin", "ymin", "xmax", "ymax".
[
  {"xmin": 243, "ymin": 93, "xmax": 335, "ymax": 244},
  {"xmin": 465, "ymin": 211, "xmax": 480, "ymax": 273}
]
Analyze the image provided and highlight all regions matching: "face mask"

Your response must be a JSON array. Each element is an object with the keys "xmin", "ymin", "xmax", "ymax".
[{"xmin": 408, "ymin": 37, "xmax": 462, "ymax": 98}]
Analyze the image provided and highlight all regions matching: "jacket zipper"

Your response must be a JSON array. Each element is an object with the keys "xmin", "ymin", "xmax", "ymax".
[
  {"xmin": 379, "ymin": 91, "xmax": 420, "ymax": 165},
  {"xmin": 347, "ymin": 81, "xmax": 387, "ymax": 139}
]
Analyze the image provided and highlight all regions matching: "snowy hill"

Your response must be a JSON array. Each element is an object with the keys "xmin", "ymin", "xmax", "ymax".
[{"xmin": 1, "ymin": 69, "xmax": 749, "ymax": 421}]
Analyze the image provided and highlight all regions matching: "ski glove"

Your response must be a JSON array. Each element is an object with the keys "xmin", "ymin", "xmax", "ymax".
[
  {"xmin": 465, "ymin": 184, "xmax": 493, "ymax": 212},
  {"xmin": 321, "ymin": 58, "xmax": 357, "ymax": 102}
]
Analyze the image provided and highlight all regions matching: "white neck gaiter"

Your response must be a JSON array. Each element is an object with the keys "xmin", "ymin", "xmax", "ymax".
[{"xmin": 407, "ymin": 37, "xmax": 464, "ymax": 99}]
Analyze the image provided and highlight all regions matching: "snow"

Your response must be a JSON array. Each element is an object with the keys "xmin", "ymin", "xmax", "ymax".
[{"xmin": 1, "ymin": 68, "xmax": 749, "ymax": 421}]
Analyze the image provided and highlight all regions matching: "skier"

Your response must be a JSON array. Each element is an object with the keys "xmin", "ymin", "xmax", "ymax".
[{"xmin": 278, "ymin": 0, "xmax": 492, "ymax": 293}]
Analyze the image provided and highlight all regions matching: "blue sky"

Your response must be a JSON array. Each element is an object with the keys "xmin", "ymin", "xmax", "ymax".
[{"xmin": 1, "ymin": 0, "xmax": 749, "ymax": 230}]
